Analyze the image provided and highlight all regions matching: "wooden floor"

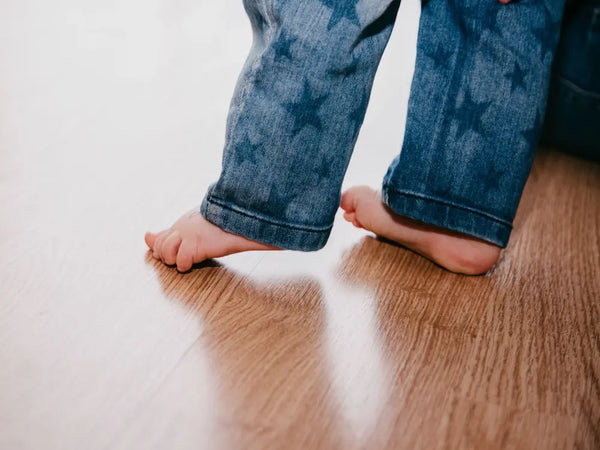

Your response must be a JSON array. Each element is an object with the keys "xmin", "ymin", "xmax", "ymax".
[{"xmin": 1, "ymin": 1, "xmax": 599, "ymax": 449}]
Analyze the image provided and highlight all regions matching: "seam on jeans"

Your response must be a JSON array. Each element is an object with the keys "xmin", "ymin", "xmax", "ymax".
[
  {"xmin": 553, "ymin": 74, "xmax": 600, "ymax": 100},
  {"xmin": 383, "ymin": 185, "xmax": 513, "ymax": 228},
  {"xmin": 206, "ymin": 196, "xmax": 333, "ymax": 233}
]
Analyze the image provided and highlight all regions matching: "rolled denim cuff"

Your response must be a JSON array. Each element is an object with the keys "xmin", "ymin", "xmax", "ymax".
[
  {"xmin": 382, "ymin": 183, "xmax": 511, "ymax": 248},
  {"xmin": 200, "ymin": 188, "xmax": 332, "ymax": 252}
]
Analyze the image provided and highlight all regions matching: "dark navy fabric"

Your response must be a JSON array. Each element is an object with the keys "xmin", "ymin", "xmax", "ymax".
[{"xmin": 541, "ymin": 0, "xmax": 600, "ymax": 161}]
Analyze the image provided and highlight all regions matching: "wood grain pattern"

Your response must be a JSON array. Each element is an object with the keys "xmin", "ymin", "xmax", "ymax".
[{"xmin": 1, "ymin": 2, "xmax": 598, "ymax": 449}]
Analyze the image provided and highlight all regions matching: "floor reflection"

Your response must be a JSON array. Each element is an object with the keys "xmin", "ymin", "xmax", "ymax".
[
  {"xmin": 143, "ymin": 226, "xmax": 480, "ymax": 447},
  {"xmin": 146, "ymin": 253, "xmax": 349, "ymax": 449},
  {"xmin": 334, "ymin": 237, "xmax": 498, "ymax": 447},
  {"xmin": 321, "ymin": 279, "xmax": 393, "ymax": 447},
  {"xmin": 140, "ymin": 231, "xmax": 497, "ymax": 448}
]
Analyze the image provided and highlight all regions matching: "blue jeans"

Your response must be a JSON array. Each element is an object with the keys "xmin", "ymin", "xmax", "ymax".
[
  {"xmin": 541, "ymin": 0, "xmax": 600, "ymax": 161},
  {"xmin": 200, "ymin": 0, "xmax": 586, "ymax": 251}
]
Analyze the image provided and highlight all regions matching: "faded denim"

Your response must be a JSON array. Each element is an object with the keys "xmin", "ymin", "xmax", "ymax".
[{"xmin": 201, "ymin": 0, "xmax": 568, "ymax": 251}]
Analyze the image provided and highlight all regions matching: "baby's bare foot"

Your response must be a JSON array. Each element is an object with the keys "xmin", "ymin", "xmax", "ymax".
[
  {"xmin": 145, "ymin": 208, "xmax": 280, "ymax": 272},
  {"xmin": 340, "ymin": 186, "xmax": 501, "ymax": 275}
]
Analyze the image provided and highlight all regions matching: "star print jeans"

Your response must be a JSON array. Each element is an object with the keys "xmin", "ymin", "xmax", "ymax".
[{"xmin": 200, "ymin": 0, "xmax": 566, "ymax": 251}]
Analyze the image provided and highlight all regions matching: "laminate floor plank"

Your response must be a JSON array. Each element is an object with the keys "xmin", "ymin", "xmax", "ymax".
[{"xmin": 1, "ymin": 1, "xmax": 598, "ymax": 449}]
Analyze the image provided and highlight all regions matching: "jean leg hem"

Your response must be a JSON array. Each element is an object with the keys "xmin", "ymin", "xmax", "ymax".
[
  {"xmin": 200, "ymin": 195, "xmax": 332, "ymax": 252},
  {"xmin": 381, "ymin": 184, "xmax": 511, "ymax": 248}
]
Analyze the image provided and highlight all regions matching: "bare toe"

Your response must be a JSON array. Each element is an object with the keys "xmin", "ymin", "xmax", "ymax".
[
  {"xmin": 161, "ymin": 231, "xmax": 182, "ymax": 265},
  {"xmin": 176, "ymin": 239, "xmax": 197, "ymax": 273},
  {"xmin": 343, "ymin": 211, "xmax": 355, "ymax": 223},
  {"xmin": 340, "ymin": 189, "xmax": 358, "ymax": 213},
  {"xmin": 145, "ymin": 232, "xmax": 157, "ymax": 250},
  {"xmin": 148, "ymin": 206, "xmax": 282, "ymax": 272},
  {"xmin": 152, "ymin": 230, "xmax": 170, "ymax": 260},
  {"xmin": 343, "ymin": 211, "xmax": 363, "ymax": 229},
  {"xmin": 342, "ymin": 185, "xmax": 379, "ymax": 212}
]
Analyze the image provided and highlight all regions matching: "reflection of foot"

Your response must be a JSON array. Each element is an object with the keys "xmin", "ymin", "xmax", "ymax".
[
  {"xmin": 340, "ymin": 186, "xmax": 501, "ymax": 275},
  {"xmin": 145, "ymin": 207, "xmax": 280, "ymax": 272}
]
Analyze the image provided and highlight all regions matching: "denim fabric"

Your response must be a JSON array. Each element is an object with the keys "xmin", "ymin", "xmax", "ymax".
[
  {"xmin": 541, "ymin": 0, "xmax": 600, "ymax": 161},
  {"xmin": 382, "ymin": 0, "xmax": 566, "ymax": 247},
  {"xmin": 202, "ymin": 0, "xmax": 401, "ymax": 250},
  {"xmin": 201, "ymin": 0, "xmax": 566, "ymax": 251}
]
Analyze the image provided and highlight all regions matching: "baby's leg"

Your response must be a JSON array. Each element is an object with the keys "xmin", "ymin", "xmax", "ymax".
[
  {"xmin": 146, "ymin": 0, "xmax": 402, "ymax": 271},
  {"xmin": 342, "ymin": 0, "xmax": 566, "ymax": 274}
]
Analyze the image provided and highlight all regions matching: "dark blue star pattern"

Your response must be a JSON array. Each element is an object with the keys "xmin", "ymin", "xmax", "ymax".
[
  {"xmin": 348, "ymin": 88, "xmax": 369, "ymax": 137},
  {"xmin": 520, "ymin": 111, "xmax": 544, "ymax": 148},
  {"xmin": 316, "ymin": 155, "xmax": 334, "ymax": 179},
  {"xmin": 255, "ymin": 184, "xmax": 303, "ymax": 219},
  {"xmin": 477, "ymin": 160, "xmax": 506, "ymax": 191},
  {"xmin": 231, "ymin": 134, "xmax": 262, "ymax": 166},
  {"xmin": 504, "ymin": 60, "xmax": 527, "ymax": 92},
  {"xmin": 282, "ymin": 80, "xmax": 329, "ymax": 135},
  {"xmin": 426, "ymin": 43, "xmax": 454, "ymax": 71},
  {"xmin": 453, "ymin": 90, "xmax": 493, "ymax": 140},
  {"xmin": 321, "ymin": 0, "xmax": 361, "ymax": 31},
  {"xmin": 484, "ymin": 8, "xmax": 500, "ymax": 31},
  {"xmin": 532, "ymin": 6, "xmax": 562, "ymax": 60},
  {"xmin": 272, "ymin": 30, "xmax": 297, "ymax": 62}
]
